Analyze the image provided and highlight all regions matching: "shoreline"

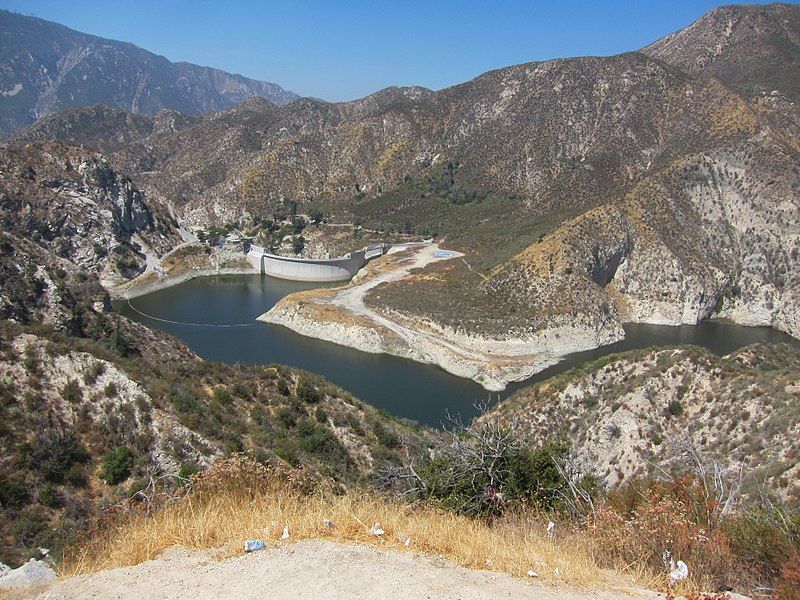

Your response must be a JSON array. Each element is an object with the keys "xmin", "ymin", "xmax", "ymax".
[
  {"xmin": 258, "ymin": 244, "xmax": 624, "ymax": 391},
  {"xmin": 109, "ymin": 247, "xmax": 800, "ymax": 393},
  {"xmin": 106, "ymin": 244, "xmax": 258, "ymax": 300},
  {"xmin": 109, "ymin": 265, "xmax": 257, "ymax": 300}
]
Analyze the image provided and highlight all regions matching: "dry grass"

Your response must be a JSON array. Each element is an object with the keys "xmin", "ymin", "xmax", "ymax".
[{"xmin": 61, "ymin": 457, "xmax": 651, "ymax": 595}]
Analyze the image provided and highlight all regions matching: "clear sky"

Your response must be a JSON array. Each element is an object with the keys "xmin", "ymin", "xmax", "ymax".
[{"xmin": 0, "ymin": 0, "xmax": 779, "ymax": 101}]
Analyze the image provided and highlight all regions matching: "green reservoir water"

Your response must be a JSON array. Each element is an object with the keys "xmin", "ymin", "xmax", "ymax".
[{"xmin": 116, "ymin": 274, "xmax": 800, "ymax": 427}]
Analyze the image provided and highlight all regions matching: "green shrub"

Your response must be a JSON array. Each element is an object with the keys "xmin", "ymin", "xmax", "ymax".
[
  {"xmin": 274, "ymin": 440, "xmax": 300, "ymax": 467},
  {"xmin": 37, "ymin": 483, "xmax": 61, "ymax": 508},
  {"xmin": 723, "ymin": 509, "xmax": 800, "ymax": 584},
  {"xmin": 83, "ymin": 361, "xmax": 106, "ymax": 385},
  {"xmin": 23, "ymin": 346, "xmax": 39, "ymax": 375},
  {"xmin": 178, "ymin": 462, "xmax": 201, "ymax": 480},
  {"xmin": 346, "ymin": 413, "xmax": 365, "ymax": 436},
  {"xmin": 104, "ymin": 382, "xmax": 118, "ymax": 398},
  {"xmin": 212, "ymin": 387, "xmax": 232, "ymax": 406},
  {"xmin": 28, "ymin": 432, "xmax": 89, "ymax": 483},
  {"xmin": 296, "ymin": 420, "xmax": 352, "ymax": 471},
  {"xmin": 276, "ymin": 406, "xmax": 298, "ymax": 429},
  {"xmin": 373, "ymin": 422, "xmax": 401, "ymax": 449},
  {"xmin": 667, "ymin": 400, "xmax": 683, "ymax": 417},
  {"xmin": 65, "ymin": 464, "xmax": 86, "ymax": 487},
  {"xmin": 10, "ymin": 506, "xmax": 48, "ymax": 546},
  {"xmin": 0, "ymin": 472, "xmax": 29, "ymax": 510},
  {"xmin": 101, "ymin": 446, "xmax": 135, "ymax": 485},
  {"xmin": 315, "ymin": 407, "xmax": 328, "ymax": 424},
  {"xmin": 297, "ymin": 377, "xmax": 322, "ymax": 404},
  {"xmin": 61, "ymin": 379, "xmax": 83, "ymax": 404},
  {"xmin": 276, "ymin": 379, "xmax": 290, "ymax": 396},
  {"xmin": 384, "ymin": 426, "xmax": 584, "ymax": 516}
]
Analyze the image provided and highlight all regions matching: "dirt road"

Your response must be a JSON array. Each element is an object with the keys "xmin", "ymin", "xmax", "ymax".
[{"xmin": 31, "ymin": 540, "xmax": 654, "ymax": 600}]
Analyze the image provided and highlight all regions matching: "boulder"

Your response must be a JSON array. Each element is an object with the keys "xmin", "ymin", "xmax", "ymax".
[{"xmin": 0, "ymin": 558, "xmax": 57, "ymax": 589}]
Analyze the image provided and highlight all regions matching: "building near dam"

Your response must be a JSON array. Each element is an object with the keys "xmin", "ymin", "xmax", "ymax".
[{"xmin": 247, "ymin": 244, "xmax": 388, "ymax": 282}]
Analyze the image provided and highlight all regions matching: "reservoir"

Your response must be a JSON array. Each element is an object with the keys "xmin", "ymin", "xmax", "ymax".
[{"xmin": 116, "ymin": 274, "xmax": 800, "ymax": 427}]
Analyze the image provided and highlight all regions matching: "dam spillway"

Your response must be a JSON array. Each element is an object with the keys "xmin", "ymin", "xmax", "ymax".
[{"xmin": 246, "ymin": 244, "xmax": 388, "ymax": 282}]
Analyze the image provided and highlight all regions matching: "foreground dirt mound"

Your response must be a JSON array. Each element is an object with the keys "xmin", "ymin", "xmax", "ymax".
[{"xmin": 29, "ymin": 540, "xmax": 650, "ymax": 600}]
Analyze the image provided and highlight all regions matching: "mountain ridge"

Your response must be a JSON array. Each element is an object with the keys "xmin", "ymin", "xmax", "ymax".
[{"xmin": 0, "ymin": 9, "xmax": 298, "ymax": 137}]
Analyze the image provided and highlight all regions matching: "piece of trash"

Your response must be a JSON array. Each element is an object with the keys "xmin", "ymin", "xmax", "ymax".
[
  {"xmin": 554, "ymin": 567, "xmax": 561, "ymax": 578},
  {"xmin": 281, "ymin": 526, "xmax": 290, "ymax": 540},
  {"xmin": 369, "ymin": 522, "xmax": 385, "ymax": 536},
  {"xmin": 527, "ymin": 569, "xmax": 539, "ymax": 578},
  {"xmin": 486, "ymin": 559, "xmax": 494, "ymax": 567},
  {"xmin": 669, "ymin": 559, "xmax": 688, "ymax": 583},
  {"xmin": 324, "ymin": 519, "xmax": 334, "ymax": 529},
  {"xmin": 404, "ymin": 537, "xmax": 411, "ymax": 547},
  {"xmin": 546, "ymin": 521, "xmax": 555, "ymax": 539},
  {"xmin": 37, "ymin": 548, "xmax": 50, "ymax": 557},
  {"xmin": 244, "ymin": 540, "xmax": 265, "ymax": 552}
]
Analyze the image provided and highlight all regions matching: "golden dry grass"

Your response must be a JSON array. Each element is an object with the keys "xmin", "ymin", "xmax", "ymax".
[{"xmin": 61, "ymin": 457, "xmax": 652, "ymax": 595}]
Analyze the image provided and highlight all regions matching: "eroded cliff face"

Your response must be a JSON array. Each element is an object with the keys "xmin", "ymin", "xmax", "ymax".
[
  {"xmin": 483, "ymin": 123, "xmax": 800, "ymax": 340},
  {"xmin": 0, "ymin": 141, "xmax": 181, "ymax": 290}
]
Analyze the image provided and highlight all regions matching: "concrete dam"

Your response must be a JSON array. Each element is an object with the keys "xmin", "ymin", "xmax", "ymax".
[{"xmin": 247, "ymin": 244, "xmax": 389, "ymax": 282}]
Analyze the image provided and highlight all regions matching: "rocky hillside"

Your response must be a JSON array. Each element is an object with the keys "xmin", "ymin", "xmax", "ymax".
[
  {"xmin": 481, "ymin": 342, "xmax": 800, "ymax": 500},
  {"xmin": 0, "ymin": 140, "xmax": 183, "ymax": 306},
  {"xmin": 643, "ymin": 3, "xmax": 800, "ymax": 100},
  {"xmin": 0, "ymin": 318, "xmax": 433, "ymax": 567},
  {"xmin": 0, "ymin": 10, "xmax": 297, "ymax": 137}
]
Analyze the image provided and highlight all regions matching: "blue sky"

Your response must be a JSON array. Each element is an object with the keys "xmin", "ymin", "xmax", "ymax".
[{"xmin": 1, "ymin": 1, "xmax": 778, "ymax": 101}]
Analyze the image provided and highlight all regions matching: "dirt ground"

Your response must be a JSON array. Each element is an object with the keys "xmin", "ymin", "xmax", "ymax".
[{"xmin": 26, "ymin": 540, "xmax": 656, "ymax": 600}]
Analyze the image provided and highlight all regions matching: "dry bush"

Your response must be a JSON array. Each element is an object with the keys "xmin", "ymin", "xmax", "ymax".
[
  {"xmin": 61, "ymin": 455, "xmax": 636, "ymax": 593},
  {"xmin": 590, "ymin": 481, "xmax": 740, "ymax": 592}
]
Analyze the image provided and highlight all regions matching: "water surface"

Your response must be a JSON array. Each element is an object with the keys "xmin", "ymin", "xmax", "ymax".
[{"xmin": 116, "ymin": 274, "xmax": 799, "ymax": 427}]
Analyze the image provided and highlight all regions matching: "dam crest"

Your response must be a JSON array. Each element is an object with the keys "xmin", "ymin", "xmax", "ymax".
[{"xmin": 246, "ymin": 244, "xmax": 389, "ymax": 282}]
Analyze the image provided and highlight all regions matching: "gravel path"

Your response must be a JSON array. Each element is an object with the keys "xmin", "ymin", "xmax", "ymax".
[{"xmin": 30, "ymin": 540, "xmax": 654, "ymax": 600}]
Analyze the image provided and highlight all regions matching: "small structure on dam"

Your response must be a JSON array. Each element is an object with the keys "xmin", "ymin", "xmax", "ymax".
[{"xmin": 247, "ymin": 244, "xmax": 389, "ymax": 282}]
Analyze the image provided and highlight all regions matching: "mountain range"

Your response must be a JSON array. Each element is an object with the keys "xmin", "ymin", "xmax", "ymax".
[
  {"xmin": 0, "ymin": 9, "xmax": 297, "ymax": 137},
  {"xmin": 8, "ymin": 3, "xmax": 800, "ymax": 387}
]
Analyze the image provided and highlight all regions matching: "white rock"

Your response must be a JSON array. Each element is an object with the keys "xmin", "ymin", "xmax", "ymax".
[
  {"xmin": 369, "ymin": 522, "xmax": 385, "ymax": 536},
  {"xmin": 527, "ymin": 569, "xmax": 539, "ymax": 578},
  {"xmin": 0, "ymin": 559, "xmax": 57, "ymax": 589},
  {"xmin": 281, "ymin": 526, "xmax": 290, "ymax": 540}
]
